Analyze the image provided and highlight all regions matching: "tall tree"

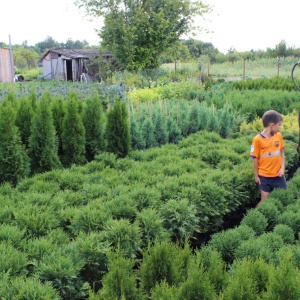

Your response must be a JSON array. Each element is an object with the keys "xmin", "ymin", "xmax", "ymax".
[
  {"xmin": 83, "ymin": 93, "xmax": 106, "ymax": 161},
  {"xmin": 0, "ymin": 99, "xmax": 30, "ymax": 185},
  {"xmin": 106, "ymin": 98, "xmax": 131, "ymax": 158},
  {"xmin": 29, "ymin": 92, "xmax": 61, "ymax": 173},
  {"xmin": 76, "ymin": 0, "xmax": 210, "ymax": 70},
  {"xmin": 61, "ymin": 92, "xmax": 86, "ymax": 166}
]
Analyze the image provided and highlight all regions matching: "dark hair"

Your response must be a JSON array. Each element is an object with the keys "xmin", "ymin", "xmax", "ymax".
[{"xmin": 262, "ymin": 110, "xmax": 283, "ymax": 127}]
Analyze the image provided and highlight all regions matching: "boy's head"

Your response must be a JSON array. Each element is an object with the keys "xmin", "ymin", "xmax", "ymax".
[{"xmin": 262, "ymin": 110, "xmax": 283, "ymax": 128}]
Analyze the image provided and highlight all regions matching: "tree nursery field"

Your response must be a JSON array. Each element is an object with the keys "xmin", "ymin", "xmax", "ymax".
[{"xmin": 0, "ymin": 76, "xmax": 300, "ymax": 299}]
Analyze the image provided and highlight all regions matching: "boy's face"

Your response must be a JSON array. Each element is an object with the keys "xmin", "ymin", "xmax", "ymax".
[{"xmin": 270, "ymin": 121, "xmax": 282, "ymax": 133}]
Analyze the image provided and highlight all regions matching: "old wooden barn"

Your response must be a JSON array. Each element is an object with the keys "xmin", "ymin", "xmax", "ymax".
[
  {"xmin": 39, "ymin": 49, "xmax": 112, "ymax": 82},
  {"xmin": 0, "ymin": 48, "xmax": 14, "ymax": 82}
]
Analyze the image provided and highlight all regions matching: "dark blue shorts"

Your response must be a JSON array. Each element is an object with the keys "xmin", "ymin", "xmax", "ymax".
[{"xmin": 258, "ymin": 175, "xmax": 287, "ymax": 193}]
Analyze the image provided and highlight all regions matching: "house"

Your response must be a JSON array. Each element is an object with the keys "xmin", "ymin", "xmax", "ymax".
[
  {"xmin": 0, "ymin": 48, "xmax": 14, "ymax": 82},
  {"xmin": 39, "ymin": 49, "xmax": 113, "ymax": 82}
]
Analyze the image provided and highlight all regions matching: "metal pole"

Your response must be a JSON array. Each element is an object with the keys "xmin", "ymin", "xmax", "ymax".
[{"xmin": 9, "ymin": 35, "xmax": 15, "ymax": 82}]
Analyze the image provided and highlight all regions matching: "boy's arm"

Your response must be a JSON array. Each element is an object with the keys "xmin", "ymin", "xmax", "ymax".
[
  {"xmin": 252, "ymin": 157, "xmax": 261, "ymax": 184},
  {"xmin": 278, "ymin": 151, "xmax": 285, "ymax": 177}
]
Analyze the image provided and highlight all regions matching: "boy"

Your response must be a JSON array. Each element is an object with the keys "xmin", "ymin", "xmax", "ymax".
[{"xmin": 250, "ymin": 110, "xmax": 287, "ymax": 207}]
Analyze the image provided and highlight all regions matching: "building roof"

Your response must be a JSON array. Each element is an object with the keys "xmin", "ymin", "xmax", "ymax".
[{"xmin": 39, "ymin": 49, "xmax": 112, "ymax": 62}]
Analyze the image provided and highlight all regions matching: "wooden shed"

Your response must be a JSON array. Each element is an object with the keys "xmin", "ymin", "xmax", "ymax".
[
  {"xmin": 0, "ymin": 48, "xmax": 14, "ymax": 82},
  {"xmin": 39, "ymin": 49, "xmax": 112, "ymax": 82}
]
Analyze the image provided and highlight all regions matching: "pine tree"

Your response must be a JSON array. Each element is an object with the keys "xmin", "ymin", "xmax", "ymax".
[
  {"xmin": 51, "ymin": 96, "xmax": 65, "ymax": 159},
  {"xmin": 188, "ymin": 101, "xmax": 201, "ymax": 134},
  {"xmin": 167, "ymin": 118, "xmax": 182, "ymax": 144},
  {"xmin": 61, "ymin": 92, "xmax": 86, "ymax": 167},
  {"xmin": 142, "ymin": 118, "xmax": 157, "ymax": 148},
  {"xmin": 106, "ymin": 98, "xmax": 131, "ymax": 158},
  {"xmin": 83, "ymin": 94, "xmax": 106, "ymax": 161},
  {"xmin": 29, "ymin": 92, "xmax": 61, "ymax": 173},
  {"xmin": 130, "ymin": 117, "xmax": 146, "ymax": 150},
  {"xmin": 0, "ymin": 100, "xmax": 30, "ymax": 186},
  {"xmin": 15, "ymin": 96, "xmax": 35, "ymax": 148},
  {"xmin": 154, "ymin": 111, "xmax": 168, "ymax": 146}
]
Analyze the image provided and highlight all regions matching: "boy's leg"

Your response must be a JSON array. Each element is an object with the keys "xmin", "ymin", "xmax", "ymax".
[{"xmin": 256, "ymin": 190, "xmax": 270, "ymax": 208}]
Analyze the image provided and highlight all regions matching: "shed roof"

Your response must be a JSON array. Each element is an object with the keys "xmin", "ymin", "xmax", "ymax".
[{"xmin": 40, "ymin": 49, "xmax": 112, "ymax": 61}]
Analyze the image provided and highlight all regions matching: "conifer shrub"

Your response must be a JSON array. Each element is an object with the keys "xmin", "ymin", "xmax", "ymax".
[
  {"xmin": 196, "ymin": 246, "xmax": 228, "ymax": 293},
  {"xmin": 0, "ymin": 242, "xmax": 28, "ymax": 276},
  {"xmin": 139, "ymin": 240, "xmax": 189, "ymax": 295},
  {"xmin": 102, "ymin": 195, "xmax": 137, "ymax": 221},
  {"xmin": 130, "ymin": 117, "xmax": 146, "ymax": 150},
  {"xmin": 15, "ymin": 95, "xmax": 35, "ymax": 148},
  {"xmin": 277, "ymin": 210, "xmax": 300, "ymax": 237},
  {"xmin": 29, "ymin": 92, "xmax": 61, "ymax": 174},
  {"xmin": 141, "ymin": 118, "xmax": 157, "ymax": 148},
  {"xmin": 240, "ymin": 209, "xmax": 268, "ymax": 235},
  {"xmin": 35, "ymin": 245, "xmax": 89, "ymax": 299},
  {"xmin": 58, "ymin": 170, "xmax": 85, "ymax": 191},
  {"xmin": 97, "ymin": 249, "xmax": 141, "ymax": 300},
  {"xmin": 73, "ymin": 232, "xmax": 110, "ymax": 292},
  {"xmin": 150, "ymin": 280, "xmax": 179, "ymax": 300},
  {"xmin": 61, "ymin": 91, "xmax": 86, "ymax": 167},
  {"xmin": 222, "ymin": 257, "xmax": 271, "ymax": 300},
  {"xmin": 70, "ymin": 205, "xmax": 111, "ymax": 235},
  {"xmin": 0, "ymin": 224, "xmax": 25, "ymax": 249},
  {"xmin": 106, "ymin": 98, "xmax": 131, "ymax": 158},
  {"xmin": 208, "ymin": 228, "xmax": 244, "ymax": 263},
  {"xmin": 0, "ymin": 274, "xmax": 60, "ymax": 300},
  {"xmin": 167, "ymin": 117, "xmax": 182, "ymax": 144},
  {"xmin": 94, "ymin": 152, "xmax": 117, "ymax": 168},
  {"xmin": 137, "ymin": 208, "xmax": 170, "ymax": 248},
  {"xmin": 102, "ymin": 218, "xmax": 142, "ymax": 259},
  {"xmin": 159, "ymin": 199, "xmax": 200, "ymax": 244},
  {"xmin": 0, "ymin": 98, "xmax": 30, "ymax": 185},
  {"xmin": 273, "ymin": 224, "xmax": 295, "ymax": 244},
  {"xmin": 128, "ymin": 185, "xmax": 161, "ymax": 211},
  {"xmin": 262, "ymin": 250, "xmax": 300, "ymax": 299},
  {"xmin": 178, "ymin": 261, "xmax": 217, "ymax": 300},
  {"xmin": 257, "ymin": 200, "xmax": 280, "ymax": 231},
  {"xmin": 14, "ymin": 204, "xmax": 60, "ymax": 238},
  {"xmin": 83, "ymin": 93, "xmax": 106, "ymax": 161}
]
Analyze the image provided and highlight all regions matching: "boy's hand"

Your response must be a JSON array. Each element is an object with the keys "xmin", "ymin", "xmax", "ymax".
[
  {"xmin": 278, "ymin": 167, "xmax": 285, "ymax": 177},
  {"xmin": 255, "ymin": 175, "xmax": 261, "ymax": 184}
]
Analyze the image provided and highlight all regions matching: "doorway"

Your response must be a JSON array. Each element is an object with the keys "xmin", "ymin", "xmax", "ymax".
[{"xmin": 66, "ymin": 60, "xmax": 73, "ymax": 81}]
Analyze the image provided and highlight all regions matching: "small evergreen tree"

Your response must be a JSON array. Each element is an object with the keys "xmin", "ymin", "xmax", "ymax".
[
  {"xmin": 15, "ymin": 96, "xmax": 35, "ymax": 148},
  {"xmin": 106, "ymin": 98, "xmax": 131, "ymax": 158},
  {"xmin": 153, "ymin": 111, "xmax": 168, "ymax": 146},
  {"xmin": 83, "ymin": 93, "xmax": 106, "ymax": 161},
  {"xmin": 0, "ymin": 100, "xmax": 30, "ymax": 185},
  {"xmin": 61, "ymin": 92, "xmax": 86, "ymax": 166},
  {"xmin": 29, "ymin": 92, "xmax": 61, "ymax": 173},
  {"xmin": 167, "ymin": 118, "xmax": 182, "ymax": 144},
  {"xmin": 130, "ymin": 117, "xmax": 146, "ymax": 150},
  {"xmin": 188, "ymin": 101, "xmax": 201, "ymax": 134},
  {"xmin": 142, "ymin": 118, "xmax": 157, "ymax": 148},
  {"xmin": 51, "ymin": 96, "xmax": 65, "ymax": 159}
]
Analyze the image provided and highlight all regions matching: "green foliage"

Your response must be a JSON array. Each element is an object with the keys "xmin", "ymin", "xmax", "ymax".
[
  {"xmin": 73, "ymin": 232, "xmax": 110, "ymax": 292},
  {"xmin": 83, "ymin": 94, "xmax": 106, "ymax": 161},
  {"xmin": 0, "ymin": 98, "xmax": 30, "ymax": 185},
  {"xmin": 222, "ymin": 257, "xmax": 271, "ymax": 300},
  {"xmin": 150, "ymin": 280, "xmax": 179, "ymax": 300},
  {"xmin": 0, "ymin": 273, "xmax": 60, "ymax": 300},
  {"xmin": 35, "ymin": 245, "xmax": 89, "ymax": 300},
  {"xmin": 102, "ymin": 218, "xmax": 142, "ymax": 259},
  {"xmin": 98, "ymin": 249, "xmax": 140, "ymax": 300},
  {"xmin": 273, "ymin": 224, "xmax": 295, "ymax": 244},
  {"xmin": 257, "ymin": 200, "xmax": 280, "ymax": 231},
  {"xmin": 130, "ymin": 117, "xmax": 146, "ymax": 150},
  {"xmin": 240, "ymin": 209, "xmax": 268, "ymax": 235},
  {"xmin": 61, "ymin": 91, "xmax": 86, "ymax": 166},
  {"xmin": 0, "ymin": 242, "xmax": 28, "ymax": 276},
  {"xmin": 139, "ymin": 239, "xmax": 190, "ymax": 295},
  {"xmin": 137, "ymin": 208, "xmax": 170, "ymax": 247},
  {"xmin": 159, "ymin": 198, "xmax": 199, "ymax": 244},
  {"xmin": 106, "ymin": 99, "xmax": 131, "ymax": 158},
  {"xmin": 29, "ymin": 92, "xmax": 61, "ymax": 173},
  {"xmin": 15, "ymin": 95, "xmax": 35, "ymax": 148},
  {"xmin": 262, "ymin": 250, "xmax": 300, "ymax": 299}
]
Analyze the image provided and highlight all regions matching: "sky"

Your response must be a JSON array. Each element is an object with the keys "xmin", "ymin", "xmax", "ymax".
[{"xmin": 1, "ymin": 0, "xmax": 300, "ymax": 54}]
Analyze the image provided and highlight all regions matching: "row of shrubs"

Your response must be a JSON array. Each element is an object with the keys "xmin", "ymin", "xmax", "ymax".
[{"xmin": 0, "ymin": 129, "xmax": 298, "ymax": 299}]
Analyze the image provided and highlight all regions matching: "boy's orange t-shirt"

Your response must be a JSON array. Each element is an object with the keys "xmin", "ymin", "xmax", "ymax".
[{"xmin": 250, "ymin": 132, "xmax": 284, "ymax": 177}]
